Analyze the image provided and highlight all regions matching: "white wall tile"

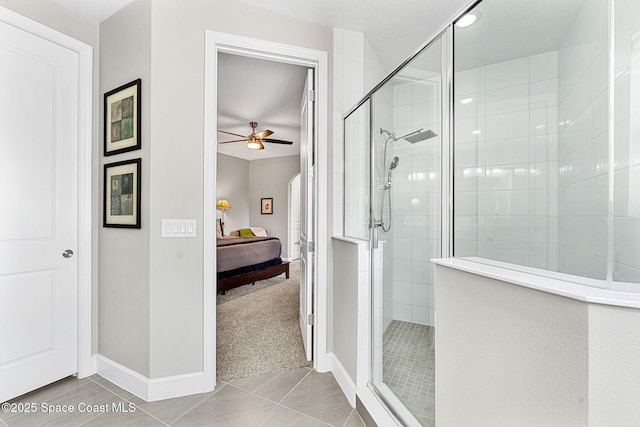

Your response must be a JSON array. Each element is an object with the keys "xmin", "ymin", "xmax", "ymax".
[
  {"xmin": 485, "ymin": 83, "xmax": 529, "ymax": 115},
  {"xmin": 485, "ymin": 110, "xmax": 530, "ymax": 140},
  {"xmin": 393, "ymin": 303, "xmax": 412, "ymax": 322},
  {"xmin": 486, "ymin": 57, "xmax": 530, "ymax": 90},
  {"xmin": 455, "ymin": 67, "xmax": 486, "ymax": 95},
  {"xmin": 530, "ymin": 51, "xmax": 559, "ymax": 82}
]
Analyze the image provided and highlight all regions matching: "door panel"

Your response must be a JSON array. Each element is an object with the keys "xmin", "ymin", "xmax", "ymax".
[
  {"xmin": 0, "ymin": 19, "xmax": 78, "ymax": 402},
  {"xmin": 299, "ymin": 69, "xmax": 314, "ymax": 361}
]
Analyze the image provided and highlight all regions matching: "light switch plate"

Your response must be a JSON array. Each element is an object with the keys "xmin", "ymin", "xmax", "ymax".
[{"xmin": 162, "ymin": 219, "xmax": 197, "ymax": 237}]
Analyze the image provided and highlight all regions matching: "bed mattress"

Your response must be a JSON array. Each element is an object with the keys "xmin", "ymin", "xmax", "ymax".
[{"xmin": 216, "ymin": 236, "xmax": 282, "ymax": 278}]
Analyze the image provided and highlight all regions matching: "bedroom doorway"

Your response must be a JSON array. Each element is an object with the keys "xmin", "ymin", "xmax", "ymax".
[{"xmin": 205, "ymin": 32, "xmax": 328, "ymax": 386}]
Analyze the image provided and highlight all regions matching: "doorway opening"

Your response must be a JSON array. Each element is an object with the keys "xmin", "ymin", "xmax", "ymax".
[
  {"xmin": 215, "ymin": 53, "xmax": 310, "ymax": 380},
  {"xmin": 203, "ymin": 31, "xmax": 329, "ymax": 390}
]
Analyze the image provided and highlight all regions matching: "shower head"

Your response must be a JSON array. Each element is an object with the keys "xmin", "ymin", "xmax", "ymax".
[
  {"xmin": 389, "ymin": 156, "xmax": 400, "ymax": 170},
  {"xmin": 380, "ymin": 128, "xmax": 397, "ymax": 142},
  {"xmin": 402, "ymin": 129, "xmax": 438, "ymax": 143}
]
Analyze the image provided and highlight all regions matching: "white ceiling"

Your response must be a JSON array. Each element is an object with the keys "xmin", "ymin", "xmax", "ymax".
[
  {"xmin": 53, "ymin": 0, "xmax": 469, "ymax": 71},
  {"xmin": 216, "ymin": 53, "xmax": 308, "ymax": 160}
]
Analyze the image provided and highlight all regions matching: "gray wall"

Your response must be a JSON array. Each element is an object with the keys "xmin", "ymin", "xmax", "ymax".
[
  {"xmin": 99, "ymin": 0, "xmax": 152, "ymax": 377},
  {"xmin": 0, "ymin": 0, "xmax": 101, "ymax": 354},
  {"xmin": 249, "ymin": 155, "xmax": 300, "ymax": 259},
  {"xmin": 216, "ymin": 153, "xmax": 249, "ymax": 235}
]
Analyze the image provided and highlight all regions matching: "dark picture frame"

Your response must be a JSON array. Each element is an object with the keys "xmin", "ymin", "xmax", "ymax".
[
  {"xmin": 261, "ymin": 197, "xmax": 273, "ymax": 215},
  {"xmin": 104, "ymin": 158, "xmax": 141, "ymax": 228},
  {"xmin": 104, "ymin": 79, "xmax": 141, "ymax": 156}
]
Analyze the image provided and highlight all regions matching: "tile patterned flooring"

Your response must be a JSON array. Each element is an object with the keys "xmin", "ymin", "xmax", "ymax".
[
  {"xmin": 383, "ymin": 320, "xmax": 435, "ymax": 426},
  {"xmin": 1, "ymin": 368, "xmax": 365, "ymax": 427}
]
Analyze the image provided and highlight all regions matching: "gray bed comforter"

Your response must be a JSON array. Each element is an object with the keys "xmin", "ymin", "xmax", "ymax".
[{"xmin": 216, "ymin": 236, "xmax": 282, "ymax": 273}]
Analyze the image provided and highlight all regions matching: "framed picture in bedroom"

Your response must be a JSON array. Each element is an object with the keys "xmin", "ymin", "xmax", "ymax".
[
  {"xmin": 104, "ymin": 158, "xmax": 141, "ymax": 228},
  {"xmin": 104, "ymin": 78, "xmax": 141, "ymax": 156},
  {"xmin": 261, "ymin": 197, "xmax": 273, "ymax": 215}
]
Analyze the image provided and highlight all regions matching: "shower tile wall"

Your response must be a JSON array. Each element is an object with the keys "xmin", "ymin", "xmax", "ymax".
[
  {"xmin": 454, "ymin": 52, "xmax": 560, "ymax": 271},
  {"xmin": 613, "ymin": 0, "xmax": 640, "ymax": 284},
  {"xmin": 335, "ymin": 28, "xmax": 386, "ymax": 238},
  {"xmin": 557, "ymin": 0, "xmax": 609, "ymax": 280},
  {"xmin": 390, "ymin": 80, "xmax": 441, "ymax": 326}
]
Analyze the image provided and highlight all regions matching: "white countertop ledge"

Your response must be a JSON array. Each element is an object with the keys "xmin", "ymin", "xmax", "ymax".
[{"xmin": 432, "ymin": 257, "xmax": 640, "ymax": 309}]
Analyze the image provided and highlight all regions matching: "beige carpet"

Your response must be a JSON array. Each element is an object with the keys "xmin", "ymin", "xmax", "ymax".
[{"xmin": 216, "ymin": 260, "xmax": 311, "ymax": 381}]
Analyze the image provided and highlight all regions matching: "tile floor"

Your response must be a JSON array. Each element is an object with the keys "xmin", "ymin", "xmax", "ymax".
[
  {"xmin": 1, "ymin": 368, "xmax": 366, "ymax": 426},
  {"xmin": 383, "ymin": 320, "xmax": 435, "ymax": 426}
]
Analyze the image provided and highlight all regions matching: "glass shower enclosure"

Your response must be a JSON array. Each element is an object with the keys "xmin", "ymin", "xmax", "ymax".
[{"xmin": 344, "ymin": 37, "xmax": 443, "ymax": 426}]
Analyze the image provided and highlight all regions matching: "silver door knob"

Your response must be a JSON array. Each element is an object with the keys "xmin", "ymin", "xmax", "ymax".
[{"xmin": 62, "ymin": 249, "xmax": 74, "ymax": 258}]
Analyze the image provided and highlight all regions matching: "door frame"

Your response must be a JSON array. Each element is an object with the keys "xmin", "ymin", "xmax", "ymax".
[
  {"xmin": 203, "ymin": 31, "xmax": 329, "ymax": 389},
  {"xmin": 0, "ymin": 7, "xmax": 94, "ymax": 378}
]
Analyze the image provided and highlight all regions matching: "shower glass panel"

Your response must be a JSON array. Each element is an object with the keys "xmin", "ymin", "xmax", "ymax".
[
  {"xmin": 371, "ymin": 37, "xmax": 442, "ymax": 427},
  {"xmin": 344, "ymin": 100, "xmax": 370, "ymax": 240},
  {"xmin": 612, "ymin": 0, "xmax": 640, "ymax": 286},
  {"xmin": 453, "ymin": 0, "xmax": 611, "ymax": 284}
]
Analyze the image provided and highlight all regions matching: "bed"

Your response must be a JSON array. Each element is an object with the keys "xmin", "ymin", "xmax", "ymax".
[{"xmin": 216, "ymin": 235, "xmax": 290, "ymax": 294}]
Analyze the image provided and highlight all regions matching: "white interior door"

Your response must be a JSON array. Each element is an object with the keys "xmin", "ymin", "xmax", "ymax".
[
  {"xmin": 299, "ymin": 69, "xmax": 314, "ymax": 361},
  {"xmin": 0, "ymin": 18, "xmax": 79, "ymax": 402}
]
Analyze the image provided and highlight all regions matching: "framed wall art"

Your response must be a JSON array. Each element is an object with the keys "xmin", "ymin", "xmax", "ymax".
[
  {"xmin": 104, "ymin": 79, "xmax": 141, "ymax": 156},
  {"xmin": 261, "ymin": 198, "xmax": 273, "ymax": 215},
  {"xmin": 104, "ymin": 158, "xmax": 141, "ymax": 228}
]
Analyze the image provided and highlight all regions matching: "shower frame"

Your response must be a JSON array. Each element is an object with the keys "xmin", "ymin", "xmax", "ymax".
[{"xmin": 342, "ymin": 26, "xmax": 454, "ymax": 425}]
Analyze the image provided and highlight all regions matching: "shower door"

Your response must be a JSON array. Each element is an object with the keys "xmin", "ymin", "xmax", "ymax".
[{"xmin": 370, "ymin": 36, "xmax": 443, "ymax": 427}]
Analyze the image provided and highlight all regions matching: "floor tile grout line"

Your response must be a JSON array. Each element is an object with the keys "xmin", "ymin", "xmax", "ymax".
[
  {"xmin": 87, "ymin": 377, "xmax": 134, "ymax": 402},
  {"xmin": 224, "ymin": 373, "xmax": 337, "ymax": 426},
  {"xmin": 271, "ymin": 402, "xmax": 335, "ymax": 426},
  {"xmin": 168, "ymin": 382, "xmax": 228, "ymax": 426},
  {"xmin": 79, "ymin": 379, "xmax": 169, "ymax": 427},
  {"xmin": 275, "ymin": 368, "xmax": 314, "ymax": 404}
]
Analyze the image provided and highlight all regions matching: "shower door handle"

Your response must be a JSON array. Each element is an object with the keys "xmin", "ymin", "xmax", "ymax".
[{"xmin": 372, "ymin": 220, "xmax": 383, "ymax": 249}]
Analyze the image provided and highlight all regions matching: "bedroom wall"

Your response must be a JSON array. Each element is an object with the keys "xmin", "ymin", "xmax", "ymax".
[
  {"xmin": 147, "ymin": 0, "xmax": 332, "ymax": 378},
  {"xmin": 249, "ymin": 155, "xmax": 301, "ymax": 259},
  {"xmin": 99, "ymin": 0, "xmax": 152, "ymax": 377},
  {"xmin": 0, "ymin": 0, "xmax": 101, "ymax": 355},
  {"xmin": 216, "ymin": 153, "xmax": 249, "ymax": 235}
]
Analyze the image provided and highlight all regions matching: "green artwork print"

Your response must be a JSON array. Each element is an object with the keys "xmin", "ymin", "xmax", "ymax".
[
  {"xmin": 110, "ymin": 95, "xmax": 134, "ymax": 143},
  {"xmin": 110, "ymin": 173, "xmax": 134, "ymax": 216}
]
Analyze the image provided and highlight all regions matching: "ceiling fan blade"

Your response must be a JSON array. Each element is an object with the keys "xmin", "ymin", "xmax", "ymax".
[
  {"xmin": 255, "ymin": 129, "xmax": 274, "ymax": 139},
  {"xmin": 218, "ymin": 130, "xmax": 248, "ymax": 138},
  {"xmin": 218, "ymin": 139, "xmax": 248, "ymax": 144},
  {"xmin": 262, "ymin": 138, "xmax": 294, "ymax": 145}
]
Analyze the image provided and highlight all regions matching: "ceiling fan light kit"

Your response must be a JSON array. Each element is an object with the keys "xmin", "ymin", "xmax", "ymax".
[{"xmin": 218, "ymin": 121, "xmax": 293, "ymax": 150}]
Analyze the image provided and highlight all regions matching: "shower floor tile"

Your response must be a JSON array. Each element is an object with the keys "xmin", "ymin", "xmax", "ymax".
[{"xmin": 383, "ymin": 320, "xmax": 435, "ymax": 426}]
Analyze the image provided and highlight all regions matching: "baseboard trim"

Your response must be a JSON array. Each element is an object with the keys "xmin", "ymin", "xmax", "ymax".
[
  {"xmin": 328, "ymin": 352, "xmax": 356, "ymax": 407},
  {"xmin": 96, "ymin": 355, "xmax": 210, "ymax": 402}
]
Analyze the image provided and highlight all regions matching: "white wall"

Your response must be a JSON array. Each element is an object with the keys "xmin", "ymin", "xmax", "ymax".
[
  {"xmin": 435, "ymin": 263, "xmax": 640, "ymax": 426},
  {"xmin": 249, "ymin": 155, "xmax": 300, "ymax": 258},
  {"xmin": 216, "ymin": 153, "xmax": 249, "ymax": 235},
  {"xmin": 436, "ymin": 265, "xmax": 589, "ymax": 426}
]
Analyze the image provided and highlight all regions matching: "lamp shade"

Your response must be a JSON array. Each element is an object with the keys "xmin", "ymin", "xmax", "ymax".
[{"xmin": 216, "ymin": 199, "xmax": 232, "ymax": 209}]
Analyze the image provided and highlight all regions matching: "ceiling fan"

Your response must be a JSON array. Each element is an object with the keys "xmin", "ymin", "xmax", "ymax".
[{"xmin": 218, "ymin": 121, "xmax": 293, "ymax": 150}]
